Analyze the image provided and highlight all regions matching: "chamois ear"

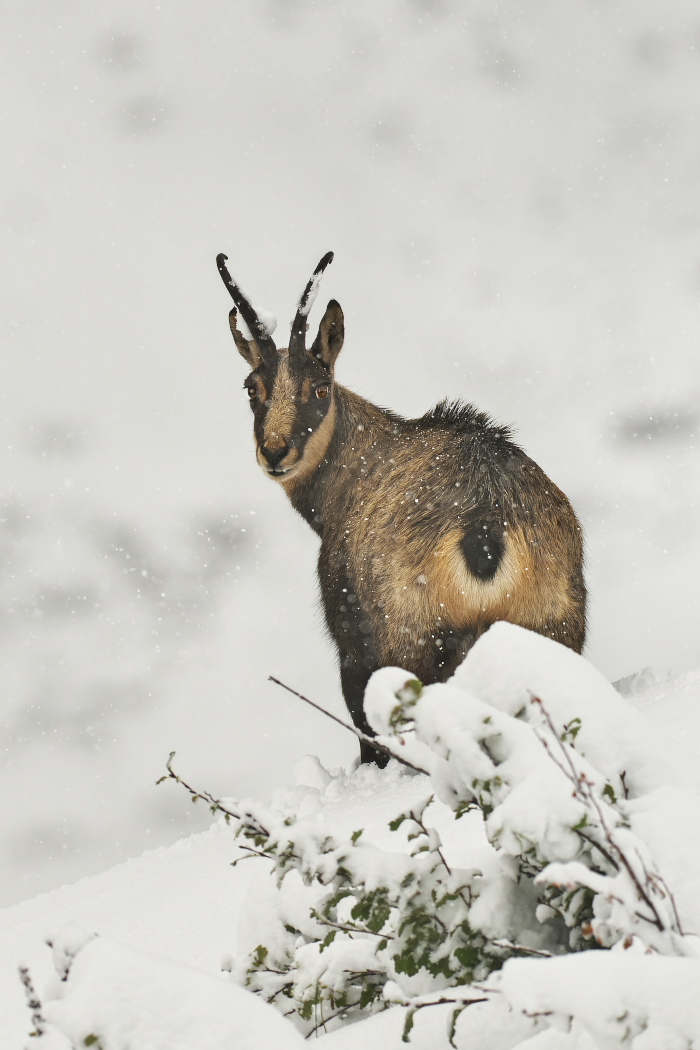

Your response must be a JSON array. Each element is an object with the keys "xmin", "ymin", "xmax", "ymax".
[
  {"xmin": 311, "ymin": 300, "xmax": 344, "ymax": 370},
  {"xmin": 228, "ymin": 308, "xmax": 262, "ymax": 369}
]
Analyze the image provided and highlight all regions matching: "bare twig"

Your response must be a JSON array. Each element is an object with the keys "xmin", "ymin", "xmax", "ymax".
[
  {"xmin": 233, "ymin": 845, "xmax": 272, "ymax": 863},
  {"xmin": 399, "ymin": 994, "xmax": 492, "ymax": 1049},
  {"xmin": 407, "ymin": 995, "xmax": 490, "ymax": 1013},
  {"xmin": 266, "ymin": 982, "xmax": 294, "ymax": 1004},
  {"xmin": 575, "ymin": 829, "xmax": 620, "ymax": 874},
  {"xmin": 531, "ymin": 697, "xmax": 582, "ymax": 787},
  {"xmin": 344, "ymin": 969, "xmax": 389, "ymax": 978},
  {"xmin": 268, "ymin": 676, "xmax": 429, "ymax": 775},
  {"xmin": 304, "ymin": 1002, "xmax": 358, "ymax": 1038},
  {"xmin": 409, "ymin": 805, "xmax": 453, "ymax": 876},
  {"xmin": 490, "ymin": 940, "xmax": 553, "ymax": 958},
  {"xmin": 157, "ymin": 751, "xmax": 241, "ymax": 821},
  {"xmin": 573, "ymin": 768, "xmax": 667, "ymax": 933},
  {"xmin": 531, "ymin": 695, "xmax": 680, "ymax": 937},
  {"xmin": 19, "ymin": 964, "xmax": 45, "ymax": 1038},
  {"xmin": 157, "ymin": 752, "xmax": 272, "ymax": 851},
  {"xmin": 312, "ymin": 916, "xmax": 395, "ymax": 940}
]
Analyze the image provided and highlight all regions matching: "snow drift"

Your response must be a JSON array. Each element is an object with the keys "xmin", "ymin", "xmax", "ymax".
[{"xmin": 20, "ymin": 625, "xmax": 700, "ymax": 1049}]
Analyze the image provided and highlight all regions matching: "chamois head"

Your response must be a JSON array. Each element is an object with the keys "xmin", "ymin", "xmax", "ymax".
[{"xmin": 217, "ymin": 252, "xmax": 344, "ymax": 483}]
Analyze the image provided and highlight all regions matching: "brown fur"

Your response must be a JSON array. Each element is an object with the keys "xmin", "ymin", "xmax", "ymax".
[
  {"xmin": 224, "ymin": 268, "xmax": 586, "ymax": 765},
  {"xmin": 283, "ymin": 387, "xmax": 585, "ymax": 689}
]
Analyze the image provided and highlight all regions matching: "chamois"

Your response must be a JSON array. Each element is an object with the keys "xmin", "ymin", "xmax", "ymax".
[{"xmin": 217, "ymin": 251, "xmax": 586, "ymax": 765}]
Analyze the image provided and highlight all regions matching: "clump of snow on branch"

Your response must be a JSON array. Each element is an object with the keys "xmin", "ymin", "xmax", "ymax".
[
  {"xmin": 498, "ymin": 952, "xmax": 700, "ymax": 1050},
  {"xmin": 29, "ymin": 625, "xmax": 700, "ymax": 1049},
  {"xmin": 366, "ymin": 634, "xmax": 695, "ymax": 959}
]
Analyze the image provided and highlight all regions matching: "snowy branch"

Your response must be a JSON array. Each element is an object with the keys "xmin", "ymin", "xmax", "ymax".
[{"xmin": 268, "ymin": 676, "xmax": 429, "ymax": 775}]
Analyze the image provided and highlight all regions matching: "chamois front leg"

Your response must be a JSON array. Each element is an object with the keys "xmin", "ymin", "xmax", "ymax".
[
  {"xmin": 319, "ymin": 562, "xmax": 386, "ymax": 766},
  {"xmin": 339, "ymin": 658, "xmax": 388, "ymax": 767}
]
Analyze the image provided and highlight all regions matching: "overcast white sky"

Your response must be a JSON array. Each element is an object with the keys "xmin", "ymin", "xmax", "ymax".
[{"xmin": 2, "ymin": 0, "xmax": 700, "ymax": 905}]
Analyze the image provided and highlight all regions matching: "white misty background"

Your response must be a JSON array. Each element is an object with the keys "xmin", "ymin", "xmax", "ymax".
[{"xmin": 2, "ymin": 0, "xmax": 699, "ymax": 906}]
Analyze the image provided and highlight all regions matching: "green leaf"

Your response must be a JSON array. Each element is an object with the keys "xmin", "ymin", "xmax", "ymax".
[
  {"xmin": 454, "ymin": 799, "xmax": 477, "ymax": 819},
  {"xmin": 352, "ymin": 890, "xmax": 391, "ymax": 934},
  {"xmin": 427, "ymin": 955, "xmax": 455, "ymax": 979},
  {"xmin": 321, "ymin": 930, "xmax": 337, "ymax": 950},
  {"xmin": 394, "ymin": 951, "xmax": 419, "ymax": 977},
  {"xmin": 359, "ymin": 983, "xmax": 382, "ymax": 1010},
  {"xmin": 399, "ymin": 678, "xmax": 423, "ymax": 700},
  {"xmin": 454, "ymin": 945, "xmax": 480, "ymax": 971},
  {"xmin": 562, "ymin": 717, "xmax": 582, "ymax": 743},
  {"xmin": 402, "ymin": 1008, "xmax": 416, "ymax": 1042},
  {"xmin": 351, "ymin": 829, "xmax": 364, "ymax": 844},
  {"xmin": 448, "ymin": 1007, "xmax": 465, "ymax": 1048}
]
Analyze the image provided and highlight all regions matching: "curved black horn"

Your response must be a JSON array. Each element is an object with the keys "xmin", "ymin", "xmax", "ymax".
[
  {"xmin": 216, "ymin": 254, "xmax": 277, "ymax": 363},
  {"xmin": 288, "ymin": 251, "xmax": 334, "ymax": 358}
]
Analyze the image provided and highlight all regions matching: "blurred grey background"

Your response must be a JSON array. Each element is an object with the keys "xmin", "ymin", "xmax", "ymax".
[{"xmin": 2, "ymin": 0, "xmax": 700, "ymax": 905}]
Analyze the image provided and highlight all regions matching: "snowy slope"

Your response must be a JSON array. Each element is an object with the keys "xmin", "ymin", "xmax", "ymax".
[
  {"xmin": 0, "ymin": 767, "xmax": 434, "ymax": 1041},
  {"xmin": 3, "ymin": 629, "xmax": 700, "ymax": 1047}
]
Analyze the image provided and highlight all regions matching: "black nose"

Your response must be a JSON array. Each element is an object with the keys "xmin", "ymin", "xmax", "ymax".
[{"xmin": 261, "ymin": 445, "xmax": 288, "ymax": 469}]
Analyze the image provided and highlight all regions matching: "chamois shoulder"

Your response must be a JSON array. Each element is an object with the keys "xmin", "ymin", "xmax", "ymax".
[
  {"xmin": 334, "ymin": 384, "xmax": 404, "ymax": 430},
  {"xmin": 413, "ymin": 398, "xmax": 519, "ymax": 448}
]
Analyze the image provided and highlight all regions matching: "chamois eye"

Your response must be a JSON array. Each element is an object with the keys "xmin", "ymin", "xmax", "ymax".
[
  {"xmin": 246, "ymin": 386, "xmax": 257, "ymax": 400},
  {"xmin": 315, "ymin": 385, "xmax": 330, "ymax": 400}
]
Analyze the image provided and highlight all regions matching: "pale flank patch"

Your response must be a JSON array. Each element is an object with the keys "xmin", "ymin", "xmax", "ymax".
[
  {"xmin": 345, "ymin": 524, "xmax": 576, "ymax": 667},
  {"xmin": 430, "ymin": 527, "xmax": 574, "ymax": 633}
]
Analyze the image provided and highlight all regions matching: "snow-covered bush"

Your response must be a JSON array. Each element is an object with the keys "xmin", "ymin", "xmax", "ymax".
[
  {"xmin": 219, "ymin": 625, "xmax": 700, "ymax": 1042},
  {"xmin": 29, "ymin": 624, "xmax": 700, "ymax": 1049}
]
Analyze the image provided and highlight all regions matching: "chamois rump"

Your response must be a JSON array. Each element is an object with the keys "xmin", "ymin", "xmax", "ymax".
[{"xmin": 217, "ymin": 251, "xmax": 586, "ymax": 765}]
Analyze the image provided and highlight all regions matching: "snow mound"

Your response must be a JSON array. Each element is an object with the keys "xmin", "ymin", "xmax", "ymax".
[
  {"xmin": 40, "ymin": 927, "xmax": 305, "ymax": 1050},
  {"xmin": 499, "ymin": 951, "xmax": 700, "ymax": 1049},
  {"xmin": 451, "ymin": 622, "xmax": 698, "ymax": 794},
  {"xmin": 12, "ymin": 625, "xmax": 700, "ymax": 1050}
]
